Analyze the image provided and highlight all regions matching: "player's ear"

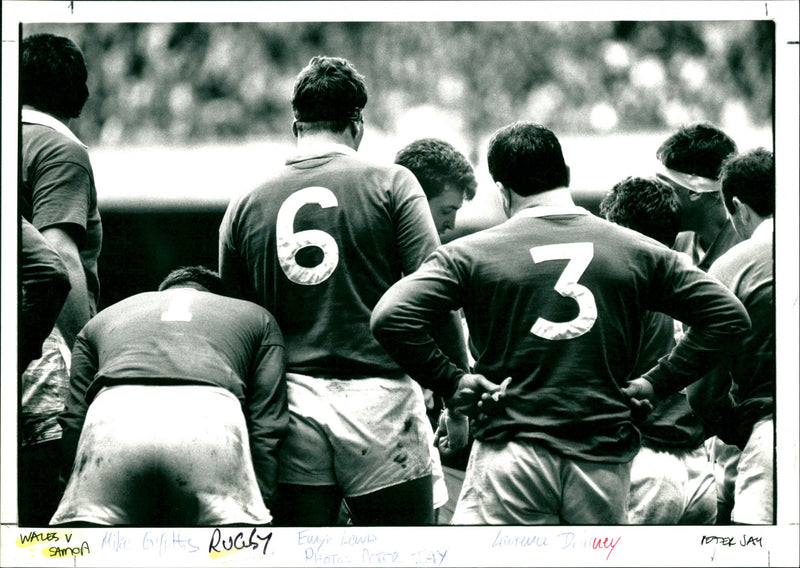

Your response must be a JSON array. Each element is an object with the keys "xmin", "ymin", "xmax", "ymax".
[
  {"xmin": 349, "ymin": 120, "xmax": 364, "ymax": 149},
  {"xmin": 291, "ymin": 121, "xmax": 299, "ymax": 138},
  {"xmin": 731, "ymin": 196, "xmax": 750, "ymax": 223},
  {"xmin": 496, "ymin": 181, "xmax": 511, "ymax": 216}
]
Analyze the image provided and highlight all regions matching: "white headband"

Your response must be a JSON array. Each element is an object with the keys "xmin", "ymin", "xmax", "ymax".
[{"xmin": 656, "ymin": 162, "xmax": 721, "ymax": 194}]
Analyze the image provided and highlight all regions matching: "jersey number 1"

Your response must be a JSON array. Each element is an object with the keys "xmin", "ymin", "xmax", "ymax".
[
  {"xmin": 276, "ymin": 187, "xmax": 340, "ymax": 286},
  {"xmin": 529, "ymin": 242, "xmax": 597, "ymax": 340}
]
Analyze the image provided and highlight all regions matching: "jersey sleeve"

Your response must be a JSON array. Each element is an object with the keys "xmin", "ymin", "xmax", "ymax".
[
  {"xmin": 20, "ymin": 218, "xmax": 71, "ymax": 368},
  {"xmin": 29, "ymin": 144, "xmax": 94, "ymax": 244},
  {"xmin": 58, "ymin": 329, "xmax": 98, "ymax": 474},
  {"xmin": 218, "ymin": 199, "xmax": 258, "ymax": 303},
  {"xmin": 390, "ymin": 168, "xmax": 441, "ymax": 275},
  {"xmin": 245, "ymin": 316, "xmax": 289, "ymax": 508},
  {"xmin": 639, "ymin": 251, "xmax": 751, "ymax": 400},
  {"xmin": 371, "ymin": 248, "xmax": 467, "ymax": 400}
]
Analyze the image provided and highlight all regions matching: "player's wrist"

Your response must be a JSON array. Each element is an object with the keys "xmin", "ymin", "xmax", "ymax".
[{"xmin": 443, "ymin": 407, "xmax": 468, "ymax": 421}]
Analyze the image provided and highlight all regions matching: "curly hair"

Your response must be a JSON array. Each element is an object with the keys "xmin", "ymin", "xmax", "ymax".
[
  {"xmin": 158, "ymin": 266, "xmax": 226, "ymax": 295},
  {"xmin": 487, "ymin": 122, "xmax": 569, "ymax": 196},
  {"xmin": 292, "ymin": 55, "xmax": 368, "ymax": 133},
  {"xmin": 394, "ymin": 138, "xmax": 477, "ymax": 201},
  {"xmin": 600, "ymin": 176, "xmax": 681, "ymax": 246},
  {"xmin": 720, "ymin": 148, "xmax": 774, "ymax": 217},
  {"xmin": 21, "ymin": 33, "xmax": 89, "ymax": 119},
  {"xmin": 656, "ymin": 122, "xmax": 737, "ymax": 180}
]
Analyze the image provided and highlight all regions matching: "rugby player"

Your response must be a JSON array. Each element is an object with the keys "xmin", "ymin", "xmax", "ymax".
[
  {"xmin": 601, "ymin": 176, "xmax": 716, "ymax": 524},
  {"xmin": 20, "ymin": 33, "xmax": 103, "ymax": 526},
  {"xmin": 372, "ymin": 122, "xmax": 751, "ymax": 524},
  {"xmin": 686, "ymin": 148, "xmax": 776, "ymax": 524},
  {"xmin": 52, "ymin": 266, "xmax": 287, "ymax": 526},
  {"xmin": 219, "ymin": 56, "xmax": 489, "ymax": 526}
]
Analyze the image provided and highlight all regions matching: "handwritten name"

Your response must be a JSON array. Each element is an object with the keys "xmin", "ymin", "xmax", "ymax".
[
  {"xmin": 591, "ymin": 536, "xmax": 622, "ymax": 561},
  {"xmin": 209, "ymin": 527, "xmax": 272, "ymax": 556},
  {"xmin": 701, "ymin": 535, "xmax": 764, "ymax": 548},
  {"xmin": 492, "ymin": 530, "xmax": 549, "ymax": 548},
  {"xmin": 143, "ymin": 530, "xmax": 200, "ymax": 556}
]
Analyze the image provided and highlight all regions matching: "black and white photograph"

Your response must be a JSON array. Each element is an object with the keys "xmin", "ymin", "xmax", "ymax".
[{"xmin": 2, "ymin": 1, "xmax": 798, "ymax": 567}]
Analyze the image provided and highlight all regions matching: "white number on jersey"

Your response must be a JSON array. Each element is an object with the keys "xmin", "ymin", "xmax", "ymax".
[
  {"xmin": 529, "ymin": 242, "xmax": 597, "ymax": 340},
  {"xmin": 276, "ymin": 186, "xmax": 339, "ymax": 286},
  {"xmin": 161, "ymin": 289, "xmax": 194, "ymax": 321}
]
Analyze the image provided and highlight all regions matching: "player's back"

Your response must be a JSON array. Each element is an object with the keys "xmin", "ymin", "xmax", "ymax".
[
  {"xmin": 76, "ymin": 289, "xmax": 274, "ymax": 401},
  {"xmin": 220, "ymin": 149, "xmax": 439, "ymax": 379},
  {"xmin": 445, "ymin": 206, "xmax": 690, "ymax": 461}
]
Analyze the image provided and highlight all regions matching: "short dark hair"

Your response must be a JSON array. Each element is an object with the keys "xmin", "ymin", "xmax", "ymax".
[
  {"xmin": 292, "ymin": 55, "xmax": 368, "ymax": 134},
  {"xmin": 720, "ymin": 148, "xmax": 775, "ymax": 217},
  {"xmin": 394, "ymin": 138, "xmax": 477, "ymax": 201},
  {"xmin": 656, "ymin": 122, "xmax": 737, "ymax": 180},
  {"xmin": 600, "ymin": 177, "xmax": 681, "ymax": 246},
  {"xmin": 158, "ymin": 266, "xmax": 225, "ymax": 294},
  {"xmin": 487, "ymin": 122, "xmax": 569, "ymax": 196},
  {"xmin": 21, "ymin": 33, "xmax": 89, "ymax": 119}
]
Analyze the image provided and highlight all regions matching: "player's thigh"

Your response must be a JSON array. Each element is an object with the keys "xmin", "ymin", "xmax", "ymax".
[
  {"xmin": 276, "ymin": 374, "xmax": 337, "ymax": 487},
  {"xmin": 627, "ymin": 447, "xmax": 686, "ymax": 524},
  {"xmin": 452, "ymin": 439, "xmax": 561, "ymax": 525},
  {"xmin": 731, "ymin": 417, "xmax": 774, "ymax": 525},
  {"xmin": 680, "ymin": 445, "xmax": 717, "ymax": 524},
  {"xmin": 561, "ymin": 456, "xmax": 630, "ymax": 525},
  {"xmin": 272, "ymin": 484, "xmax": 343, "ymax": 527},
  {"xmin": 326, "ymin": 376, "xmax": 433, "ymax": 498},
  {"xmin": 707, "ymin": 435, "xmax": 741, "ymax": 520},
  {"xmin": 346, "ymin": 475, "xmax": 434, "ymax": 526}
]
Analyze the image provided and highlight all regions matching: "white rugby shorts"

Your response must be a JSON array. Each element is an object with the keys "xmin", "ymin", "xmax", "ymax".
[
  {"xmin": 277, "ymin": 373, "xmax": 434, "ymax": 498},
  {"xmin": 50, "ymin": 384, "xmax": 271, "ymax": 526}
]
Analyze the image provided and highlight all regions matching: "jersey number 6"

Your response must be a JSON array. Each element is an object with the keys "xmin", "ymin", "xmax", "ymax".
[
  {"xmin": 529, "ymin": 242, "xmax": 597, "ymax": 340},
  {"xmin": 277, "ymin": 186, "xmax": 340, "ymax": 286}
]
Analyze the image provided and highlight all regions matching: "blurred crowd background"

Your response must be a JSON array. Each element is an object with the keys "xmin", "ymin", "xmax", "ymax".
[
  {"xmin": 18, "ymin": 20, "xmax": 776, "ymax": 307},
  {"xmin": 23, "ymin": 21, "xmax": 772, "ymax": 157}
]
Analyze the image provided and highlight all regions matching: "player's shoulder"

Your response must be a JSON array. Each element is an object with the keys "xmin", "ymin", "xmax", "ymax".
[
  {"xmin": 709, "ymin": 235, "xmax": 772, "ymax": 279},
  {"xmin": 214, "ymin": 292, "xmax": 279, "ymax": 323},
  {"xmin": 24, "ymin": 123, "xmax": 91, "ymax": 164}
]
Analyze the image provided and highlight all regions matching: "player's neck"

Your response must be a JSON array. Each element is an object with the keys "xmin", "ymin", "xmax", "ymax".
[
  {"xmin": 509, "ymin": 187, "xmax": 574, "ymax": 216},
  {"xmin": 296, "ymin": 129, "xmax": 359, "ymax": 152},
  {"xmin": 695, "ymin": 205, "xmax": 729, "ymax": 250}
]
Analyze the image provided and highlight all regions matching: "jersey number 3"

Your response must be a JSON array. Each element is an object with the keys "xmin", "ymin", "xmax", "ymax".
[
  {"xmin": 530, "ymin": 242, "xmax": 597, "ymax": 340},
  {"xmin": 277, "ymin": 187, "xmax": 339, "ymax": 286}
]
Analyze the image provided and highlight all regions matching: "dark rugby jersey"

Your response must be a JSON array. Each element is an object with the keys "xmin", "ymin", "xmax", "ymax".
[
  {"xmin": 634, "ymin": 311, "xmax": 705, "ymax": 451},
  {"xmin": 219, "ymin": 145, "xmax": 441, "ymax": 380},
  {"xmin": 706, "ymin": 221, "xmax": 775, "ymax": 429},
  {"xmin": 673, "ymin": 220, "xmax": 742, "ymax": 272},
  {"xmin": 372, "ymin": 206, "xmax": 750, "ymax": 463}
]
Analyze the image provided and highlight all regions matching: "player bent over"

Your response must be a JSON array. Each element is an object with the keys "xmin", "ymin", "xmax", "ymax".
[
  {"xmin": 372, "ymin": 122, "xmax": 751, "ymax": 525},
  {"xmin": 51, "ymin": 266, "xmax": 288, "ymax": 526}
]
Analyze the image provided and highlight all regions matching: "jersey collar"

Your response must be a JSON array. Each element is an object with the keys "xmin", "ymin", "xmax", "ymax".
[
  {"xmin": 21, "ymin": 107, "xmax": 88, "ymax": 148},
  {"xmin": 288, "ymin": 141, "xmax": 357, "ymax": 163},
  {"xmin": 511, "ymin": 205, "xmax": 592, "ymax": 219},
  {"xmin": 751, "ymin": 217, "xmax": 774, "ymax": 242}
]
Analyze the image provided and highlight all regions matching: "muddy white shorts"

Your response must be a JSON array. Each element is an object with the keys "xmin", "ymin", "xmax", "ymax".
[
  {"xmin": 731, "ymin": 416, "xmax": 774, "ymax": 524},
  {"xmin": 277, "ymin": 373, "xmax": 433, "ymax": 497},
  {"xmin": 452, "ymin": 438, "xmax": 631, "ymax": 525},
  {"xmin": 50, "ymin": 384, "xmax": 271, "ymax": 526},
  {"xmin": 627, "ymin": 445, "xmax": 716, "ymax": 524}
]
